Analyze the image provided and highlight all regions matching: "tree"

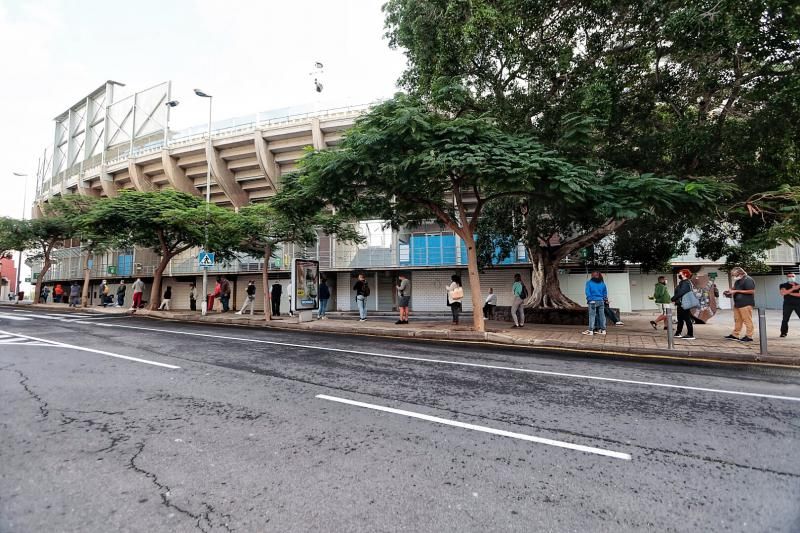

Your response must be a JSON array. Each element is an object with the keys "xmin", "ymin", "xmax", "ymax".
[
  {"xmin": 386, "ymin": 0, "xmax": 800, "ymax": 280},
  {"xmin": 0, "ymin": 201, "xmax": 74, "ymax": 303},
  {"xmin": 85, "ymin": 190, "xmax": 242, "ymax": 310},
  {"xmin": 293, "ymin": 94, "xmax": 595, "ymax": 330}
]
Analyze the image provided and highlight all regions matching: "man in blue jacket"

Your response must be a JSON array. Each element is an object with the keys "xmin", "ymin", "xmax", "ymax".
[{"xmin": 582, "ymin": 271, "xmax": 608, "ymax": 336}]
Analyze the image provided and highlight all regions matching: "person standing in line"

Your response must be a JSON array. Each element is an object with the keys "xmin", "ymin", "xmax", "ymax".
[
  {"xmin": 446, "ymin": 274, "xmax": 463, "ymax": 325},
  {"xmin": 779, "ymin": 272, "xmax": 800, "ymax": 338},
  {"xmin": 68, "ymin": 282, "xmax": 80, "ymax": 308},
  {"xmin": 287, "ymin": 281, "xmax": 295, "ymax": 317},
  {"xmin": 212, "ymin": 277, "xmax": 223, "ymax": 312},
  {"xmin": 131, "ymin": 278, "xmax": 144, "ymax": 310},
  {"xmin": 649, "ymin": 276, "xmax": 672, "ymax": 330},
  {"xmin": 116, "ymin": 281, "xmax": 126, "ymax": 307},
  {"xmin": 671, "ymin": 269, "xmax": 697, "ymax": 340},
  {"xmin": 353, "ymin": 273, "xmax": 369, "ymax": 322},
  {"xmin": 98, "ymin": 280, "xmax": 109, "ymax": 306},
  {"xmin": 159, "ymin": 286, "xmax": 172, "ymax": 310},
  {"xmin": 603, "ymin": 298, "xmax": 624, "ymax": 326},
  {"xmin": 219, "ymin": 276, "xmax": 232, "ymax": 312},
  {"xmin": 54, "ymin": 284, "xmax": 64, "ymax": 304},
  {"xmin": 40, "ymin": 286, "xmax": 50, "ymax": 304},
  {"xmin": 395, "ymin": 273, "xmax": 410, "ymax": 324},
  {"xmin": 582, "ymin": 271, "xmax": 608, "ymax": 336},
  {"xmin": 271, "ymin": 282, "xmax": 282, "ymax": 317},
  {"xmin": 724, "ymin": 266, "xmax": 756, "ymax": 342},
  {"xmin": 318, "ymin": 277, "xmax": 331, "ymax": 319},
  {"xmin": 189, "ymin": 282, "xmax": 197, "ymax": 311},
  {"xmin": 237, "ymin": 280, "xmax": 257, "ymax": 316},
  {"xmin": 511, "ymin": 274, "xmax": 527, "ymax": 328},
  {"xmin": 483, "ymin": 288, "xmax": 497, "ymax": 319}
]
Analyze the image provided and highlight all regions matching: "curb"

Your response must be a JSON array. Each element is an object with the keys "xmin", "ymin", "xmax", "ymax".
[{"xmin": 128, "ymin": 309, "xmax": 800, "ymax": 369}]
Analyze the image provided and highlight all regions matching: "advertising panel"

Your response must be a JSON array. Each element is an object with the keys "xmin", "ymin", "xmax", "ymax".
[{"xmin": 292, "ymin": 259, "xmax": 319, "ymax": 311}]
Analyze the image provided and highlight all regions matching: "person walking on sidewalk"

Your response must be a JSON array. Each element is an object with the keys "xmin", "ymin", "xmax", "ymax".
[
  {"xmin": 271, "ymin": 282, "xmax": 282, "ymax": 317},
  {"xmin": 511, "ymin": 274, "xmax": 527, "ymax": 328},
  {"xmin": 447, "ymin": 274, "xmax": 463, "ymax": 325},
  {"xmin": 189, "ymin": 282, "xmax": 197, "ymax": 311},
  {"xmin": 779, "ymin": 272, "xmax": 800, "ymax": 338},
  {"xmin": 68, "ymin": 282, "xmax": 80, "ymax": 308},
  {"xmin": 131, "ymin": 278, "xmax": 144, "ymax": 309},
  {"xmin": 116, "ymin": 281, "xmax": 126, "ymax": 307},
  {"xmin": 649, "ymin": 276, "xmax": 671, "ymax": 330},
  {"xmin": 158, "ymin": 286, "xmax": 172, "ymax": 310},
  {"xmin": 671, "ymin": 269, "xmax": 697, "ymax": 340},
  {"xmin": 353, "ymin": 273, "xmax": 369, "ymax": 322},
  {"xmin": 395, "ymin": 273, "xmax": 411, "ymax": 324},
  {"xmin": 724, "ymin": 267, "xmax": 756, "ymax": 342},
  {"xmin": 237, "ymin": 280, "xmax": 257, "ymax": 316},
  {"xmin": 582, "ymin": 271, "xmax": 607, "ymax": 336},
  {"xmin": 483, "ymin": 288, "xmax": 497, "ymax": 319},
  {"xmin": 318, "ymin": 277, "xmax": 331, "ymax": 319}
]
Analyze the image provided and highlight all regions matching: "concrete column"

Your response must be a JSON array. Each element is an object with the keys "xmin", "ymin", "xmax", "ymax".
[
  {"xmin": 253, "ymin": 131, "xmax": 279, "ymax": 191},
  {"xmin": 128, "ymin": 160, "xmax": 155, "ymax": 192},
  {"xmin": 77, "ymin": 179, "xmax": 101, "ymax": 197},
  {"xmin": 161, "ymin": 149, "xmax": 199, "ymax": 195},
  {"xmin": 99, "ymin": 169, "xmax": 118, "ymax": 198},
  {"xmin": 205, "ymin": 140, "xmax": 249, "ymax": 208},
  {"xmin": 311, "ymin": 118, "xmax": 325, "ymax": 150}
]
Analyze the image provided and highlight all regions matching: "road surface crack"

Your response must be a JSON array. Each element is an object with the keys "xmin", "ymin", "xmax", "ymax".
[
  {"xmin": 1, "ymin": 366, "xmax": 49, "ymax": 419},
  {"xmin": 128, "ymin": 441, "xmax": 233, "ymax": 532}
]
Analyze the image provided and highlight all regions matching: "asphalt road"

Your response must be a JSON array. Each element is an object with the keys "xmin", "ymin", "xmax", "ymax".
[{"xmin": 1, "ymin": 307, "xmax": 798, "ymax": 533}]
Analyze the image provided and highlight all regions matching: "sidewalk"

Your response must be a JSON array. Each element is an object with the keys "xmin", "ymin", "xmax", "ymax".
[{"xmin": 8, "ymin": 302, "xmax": 798, "ymax": 367}]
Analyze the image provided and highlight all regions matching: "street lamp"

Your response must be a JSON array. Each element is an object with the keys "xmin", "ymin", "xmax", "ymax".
[
  {"xmin": 12, "ymin": 172, "xmax": 29, "ymax": 302},
  {"xmin": 194, "ymin": 88, "xmax": 212, "ymax": 315},
  {"xmin": 164, "ymin": 100, "xmax": 179, "ymax": 145}
]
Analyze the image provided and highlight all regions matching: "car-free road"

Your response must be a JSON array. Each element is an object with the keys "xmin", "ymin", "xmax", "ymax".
[{"xmin": 1, "ymin": 307, "xmax": 798, "ymax": 532}]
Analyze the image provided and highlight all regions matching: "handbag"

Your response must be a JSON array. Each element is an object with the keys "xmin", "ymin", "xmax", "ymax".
[
  {"xmin": 451, "ymin": 286, "xmax": 464, "ymax": 300},
  {"xmin": 681, "ymin": 289, "xmax": 700, "ymax": 309}
]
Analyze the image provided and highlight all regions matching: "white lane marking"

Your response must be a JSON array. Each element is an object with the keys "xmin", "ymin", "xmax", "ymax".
[
  {"xmin": 317, "ymin": 394, "xmax": 632, "ymax": 460},
  {"xmin": 92, "ymin": 322, "xmax": 800, "ymax": 403},
  {"xmin": 0, "ymin": 329, "xmax": 180, "ymax": 369},
  {"xmin": 0, "ymin": 314, "xmax": 33, "ymax": 321}
]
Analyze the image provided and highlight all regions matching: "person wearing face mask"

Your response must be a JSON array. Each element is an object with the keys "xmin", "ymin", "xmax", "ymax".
[
  {"xmin": 671, "ymin": 269, "xmax": 696, "ymax": 340},
  {"xmin": 723, "ymin": 267, "xmax": 756, "ymax": 342},
  {"xmin": 779, "ymin": 272, "xmax": 800, "ymax": 338},
  {"xmin": 649, "ymin": 276, "xmax": 671, "ymax": 330}
]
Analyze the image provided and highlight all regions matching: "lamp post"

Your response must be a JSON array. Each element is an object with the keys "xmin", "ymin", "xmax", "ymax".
[
  {"xmin": 12, "ymin": 172, "xmax": 29, "ymax": 301},
  {"xmin": 194, "ymin": 89, "xmax": 213, "ymax": 315},
  {"xmin": 164, "ymin": 99, "xmax": 179, "ymax": 146}
]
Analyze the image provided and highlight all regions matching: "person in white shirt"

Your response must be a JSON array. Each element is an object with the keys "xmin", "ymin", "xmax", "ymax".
[{"xmin": 483, "ymin": 288, "xmax": 497, "ymax": 319}]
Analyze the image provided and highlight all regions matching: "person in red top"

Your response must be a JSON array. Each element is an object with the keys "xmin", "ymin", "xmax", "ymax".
[{"xmin": 53, "ymin": 284, "xmax": 64, "ymax": 303}]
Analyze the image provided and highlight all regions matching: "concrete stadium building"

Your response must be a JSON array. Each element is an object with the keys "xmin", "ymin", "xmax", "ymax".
[{"xmin": 30, "ymin": 81, "xmax": 800, "ymax": 314}]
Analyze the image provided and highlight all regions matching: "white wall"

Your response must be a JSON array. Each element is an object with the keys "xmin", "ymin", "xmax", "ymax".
[{"xmin": 562, "ymin": 273, "xmax": 632, "ymax": 312}]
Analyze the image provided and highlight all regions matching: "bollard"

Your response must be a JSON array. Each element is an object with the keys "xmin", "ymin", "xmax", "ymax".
[
  {"xmin": 757, "ymin": 307, "xmax": 768, "ymax": 357},
  {"xmin": 666, "ymin": 307, "xmax": 674, "ymax": 350}
]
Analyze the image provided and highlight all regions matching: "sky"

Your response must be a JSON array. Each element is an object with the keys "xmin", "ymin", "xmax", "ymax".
[{"xmin": 0, "ymin": 0, "xmax": 408, "ymax": 292}]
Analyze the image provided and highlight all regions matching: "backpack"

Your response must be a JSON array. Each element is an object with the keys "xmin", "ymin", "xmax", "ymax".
[
  {"xmin": 362, "ymin": 282, "xmax": 370, "ymax": 297},
  {"xmin": 519, "ymin": 283, "xmax": 528, "ymax": 299}
]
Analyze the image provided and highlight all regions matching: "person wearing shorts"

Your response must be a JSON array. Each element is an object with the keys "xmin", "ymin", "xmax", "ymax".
[{"xmin": 396, "ymin": 273, "xmax": 411, "ymax": 324}]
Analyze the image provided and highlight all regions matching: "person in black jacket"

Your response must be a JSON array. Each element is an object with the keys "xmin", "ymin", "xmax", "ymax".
[
  {"xmin": 270, "ymin": 283, "xmax": 283, "ymax": 317},
  {"xmin": 318, "ymin": 277, "xmax": 331, "ymax": 319},
  {"xmin": 671, "ymin": 269, "xmax": 695, "ymax": 340}
]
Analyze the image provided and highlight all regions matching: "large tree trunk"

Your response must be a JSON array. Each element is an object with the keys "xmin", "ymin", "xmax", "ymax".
[
  {"xmin": 148, "ymin": 255, "xmax": 171, "ymax": 310},
  {"xmin": 262, "ymin": 244, "xmax": 272, "ymax": 321},
  {"xmin": 81, "ymin": 251, "xmax": 92, "ymax": 307},
  {"xmin": 34, "ymin": 257, "xmax": 51, "ymax": 305},
  {"xmin": 527, "ymin": 247, "xmax": 580, "ymax": 309},
  {"xmin": 462, "ymin": 233, "xmax": 485, "ymax": 332}
]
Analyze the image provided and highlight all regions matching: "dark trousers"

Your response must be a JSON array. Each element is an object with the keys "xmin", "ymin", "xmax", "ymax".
[
  {"xmin": 450, "ymin": 302, "xmax": 461, "ymax": 323},
  {"xmin": 190, "ymin": 298, "xmax": 197, "ymax": 311},
  {"xmin": 221, "ymin": 295, "xmax": 230, "ymax": 312},
  {"xmin": 271, "ymin": 297, "xmax": 280, "ymax": 317},
  {"xmin": 676, "ymin": 305, "xmax": 694, "ymax": 337},
  {"xmin": 483, "ymin": 303, "xmax": 495, "ymax": 319},
  {"xmin": 604, "ymin": 306, "xmax": 620, "ymax": 324},
  {"xmin": 781, "ymin": 303, "xmax": 800, "ymax": 335}
]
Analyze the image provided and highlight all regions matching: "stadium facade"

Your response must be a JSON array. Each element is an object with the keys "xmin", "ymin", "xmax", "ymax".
[{"xmin": 29, "ymin": 81, "xmax": 800, "ymax": 313}]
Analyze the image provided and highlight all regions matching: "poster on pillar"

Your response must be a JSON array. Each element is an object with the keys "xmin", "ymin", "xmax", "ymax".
[{"xmin": 291, "ymin": 259, "xmax": 319, "ymax": 312}]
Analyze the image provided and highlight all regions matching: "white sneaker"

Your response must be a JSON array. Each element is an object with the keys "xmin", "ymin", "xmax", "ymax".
[
  {"xmin": 359, "ymin": 318, "xmax": 367, "ymax": 322},
  {"xmin": 598, "ymin": 330, "xmax": 607, "ymax": 335},
  {"xmin": 615, "ymin": 321, "xmax": 624, "ymax": 325},
  {"xmin": 236, "ymin": 311, "xmax": 242, "ymax": 315},
  {"xmin": 581, "ymin": 330, "xmax": 594, "ymax": 336},
  {"xmin": 682, "ymin": 336, "xmax": 696, "ymax": 340}
]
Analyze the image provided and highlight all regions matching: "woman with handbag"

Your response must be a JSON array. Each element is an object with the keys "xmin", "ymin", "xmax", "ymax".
[
  {"xmin": 447, "ymin": 274, "xmax": 463, "ymax": 325},
  {"xmin": 671, "ymin": 269, "xmax": 698, "ymax": 340}
]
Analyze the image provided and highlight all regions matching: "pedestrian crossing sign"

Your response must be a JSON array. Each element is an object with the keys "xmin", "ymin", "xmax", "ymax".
[{"xmin": 198, "ymin": 251, "xmax": 215, "ymax": 268}]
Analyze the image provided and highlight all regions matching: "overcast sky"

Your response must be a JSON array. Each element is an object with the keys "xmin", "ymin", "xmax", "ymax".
[{"xmin": 0, "ymin": 0, "xmax": 407, "ymax": 289}]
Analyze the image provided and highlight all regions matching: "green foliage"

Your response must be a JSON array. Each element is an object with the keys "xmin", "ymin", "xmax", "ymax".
[
  {"xmin": 84, "ymin": 190, "xmax": 242, "ymax": 261},
  {"xmin": 386, "ymin": 0, "xmax": 800, "ymax": 265}
]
